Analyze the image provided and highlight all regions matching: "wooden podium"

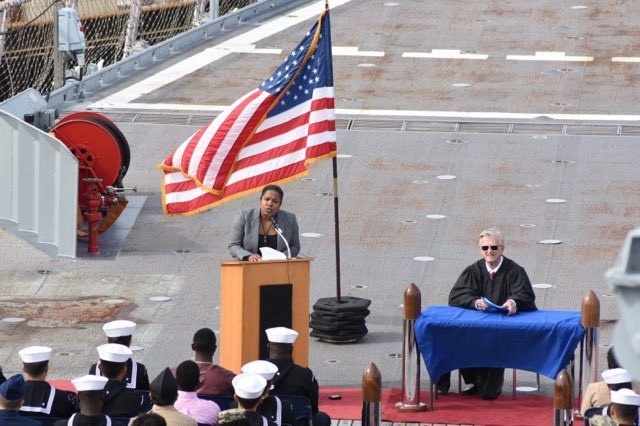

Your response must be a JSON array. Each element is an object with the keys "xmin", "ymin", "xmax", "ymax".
[{"xmin": 219, "ymin": 258, "xmax": 310, "ymax": 373}]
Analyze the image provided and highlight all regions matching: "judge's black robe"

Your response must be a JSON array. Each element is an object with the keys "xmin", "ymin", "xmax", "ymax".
[{"xmin": 440, "ymin": 256, "xmax": 537, "ymax": 399}]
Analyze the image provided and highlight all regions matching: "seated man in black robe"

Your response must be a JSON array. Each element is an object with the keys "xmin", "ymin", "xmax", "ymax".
[{"xmin": 437, "ymin": 227, "xmax": 537, "ymax": 400}]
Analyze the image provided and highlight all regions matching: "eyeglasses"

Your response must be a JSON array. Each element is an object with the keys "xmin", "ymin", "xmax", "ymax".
[{"xmin": 480, "ymin": 245, "xmax": 502, "ymax": 251}]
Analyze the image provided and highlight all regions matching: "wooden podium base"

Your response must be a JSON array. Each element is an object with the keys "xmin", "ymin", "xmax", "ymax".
[{"xmin": 219, "ymin": 258, "xmax": 310, "ymax": 373}]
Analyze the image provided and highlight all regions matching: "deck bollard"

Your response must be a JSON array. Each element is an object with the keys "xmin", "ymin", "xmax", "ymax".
[
  {"xmin": 362, "ymin": 362, "xmax": 381, "ymax": 426},
  {"xmin": 554, "ymin": 369, "xmax": 574, "ymax": 426},
  {"xmin": 395, "ymin": 283, "xmax": 427, "ymax": 412},
  {"xmin": 579, "ymin": 290, "xmax": 600, "ymax": 407}
]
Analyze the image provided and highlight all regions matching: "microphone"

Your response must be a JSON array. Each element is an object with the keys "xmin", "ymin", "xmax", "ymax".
[{"xmin": 270, "ymin": 216, "xmax": 291, "ymax": 259}]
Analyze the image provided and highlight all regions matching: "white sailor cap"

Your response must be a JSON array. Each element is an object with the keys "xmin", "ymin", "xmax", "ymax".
[
  {"xmin": 72, "ymin": 375, "xmax": 108, "ymax": 392},
  {"xmin": 103, "ymin": 320, "xmax": 136, "ymax": 338},
  {"xmin": 18, "ymin": 346, "xmax": 52, "ymax": 363},
  {"xmin": 97, "ymin": 343, "xmax": 132, "ymax": 363},
  {"xmin": 611, "ymin": 388, "xmax": 640, "ymax": 406},
  {"xmin": 232, "ymin": 373, "xmax": 267, "ymax": 399},
  {"xmin": 602, "ymin": 368, "xmax": 633, "ymax": 384},
  {"xmin": 265, "ymin": 327, "xmax": 298, "ymax": 344},
  {"xmin": 241, "ymin": 360, "xmax": 278, "ymax": 381}
]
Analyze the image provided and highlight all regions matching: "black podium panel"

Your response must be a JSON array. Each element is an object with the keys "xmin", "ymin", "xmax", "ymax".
[{"xmin": 259, "ymin": 283, "xmax": 292, "ymax": 359}]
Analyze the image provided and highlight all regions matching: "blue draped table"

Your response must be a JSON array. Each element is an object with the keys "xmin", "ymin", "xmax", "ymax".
[{"xmin": 414, "ymin": 306, "xmax": 585, "ymax": 381}]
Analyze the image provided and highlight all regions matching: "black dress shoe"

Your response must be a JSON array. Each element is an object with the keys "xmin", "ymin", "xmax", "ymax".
[
  {"xmin": 481, "ymin": 390, "xmax": 501, "ymax": 400},
  {"xmin": 436, "ymin": 386, "xmax": 449, "ymax": 395},
  {"xmin": 436, "ymin": 374, "xmax": 450, "ymax": 395},
  {"xmin": 461, "ymin": 385, "xmax": 478, "ymax": 395}
]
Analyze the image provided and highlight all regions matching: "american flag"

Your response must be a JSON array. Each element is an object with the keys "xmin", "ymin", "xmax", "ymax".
[{"xmin": 158, "ymin": 9, "xmax": 337, "ymax": 216}]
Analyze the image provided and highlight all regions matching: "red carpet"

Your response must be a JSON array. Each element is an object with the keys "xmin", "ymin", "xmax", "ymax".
[
  {"xmin": 53, "ymin": 381, "xmax": 586, "ymax": 425},
  {"xmin": 319, "ymin": 388, "xmax": 587, "ymax": 426}
]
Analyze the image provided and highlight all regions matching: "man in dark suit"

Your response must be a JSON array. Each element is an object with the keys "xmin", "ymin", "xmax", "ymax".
[
  {"xmin": 265, "ymin": 327, "xmax": 330, "ymax": 426},
  {"xmin": 19, "ymin": 345, "xmax": 78, "ymax": 418},
  {"xmin": 90, "ymin": 320, "xmax": 150, "ymax": 391}
]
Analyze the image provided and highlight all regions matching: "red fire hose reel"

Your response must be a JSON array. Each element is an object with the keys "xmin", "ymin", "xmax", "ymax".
[{"xmin": 50, "ymin": 112, "xmax": 136, "ymax": 254}]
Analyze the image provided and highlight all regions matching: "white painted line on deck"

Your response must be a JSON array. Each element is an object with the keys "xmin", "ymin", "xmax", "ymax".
[
  {"xmin": 97, "ymin": 102, "xmax": 640, "ymax": 122},
  {"xmin": 506, "ymin": 51, "xmax": 593, "ymax": 61},
  {"xmin": 612, "ymin": 57, "xmax": 640, "ymax": 63},
  {"xmin": 403, "ymin": 49, "xmax": 488, "ymax": 60},
  {"xmin": 89, "ymin": 0, "xmax": 354, "ymax": 109},
  {"xmin": 333, "ymin": 46, "xmax": 384, "ymax": 57},
  {"xmin": 212, "ymin": 45, "xmax": 282, "ymax": 54}
]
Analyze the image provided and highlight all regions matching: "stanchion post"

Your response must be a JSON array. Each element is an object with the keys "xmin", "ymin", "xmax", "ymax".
[
  {"xmin": 362, "ymin": 363, "xmax": 381, "ymax": 426},
  {"xmin": 395, "ymin": 283, "xmax": 427, "ymax": 412},
  {"xmin": 580, "ymin": 290, "xmax": 600, "ymax": 407},
  {"xmin": 554, "ymin": 369, "xmax": 574, "ymax": 426}
]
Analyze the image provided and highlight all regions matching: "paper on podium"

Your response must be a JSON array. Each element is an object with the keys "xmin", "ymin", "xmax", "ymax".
[{"xmin": 259, "ymin": 247, "xmax": 286, "ymax": 260}]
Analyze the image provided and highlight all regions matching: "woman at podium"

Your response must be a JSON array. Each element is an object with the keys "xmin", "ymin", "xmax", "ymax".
[{"xmin": 228, "ymin": 185, "xmax": 300, "ymax": 261}]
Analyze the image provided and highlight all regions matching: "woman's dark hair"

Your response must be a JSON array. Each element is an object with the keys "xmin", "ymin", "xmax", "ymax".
[{"xmin": 261, "ymin": 185, "xmax": 283, "ymax": 200}]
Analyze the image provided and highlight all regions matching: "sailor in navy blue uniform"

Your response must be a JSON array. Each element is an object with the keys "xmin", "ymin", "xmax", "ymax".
[
  {"xmin": 266, "ymin": 327, "xmax": 331, "ymax": 426},
  {"xmin": 18, "ymin": 345, "xmax": 78, "ymax": 419},
  {"xmin": 219, "ymin": 373, "xmax": 277, "ymax": 426},
  {"xmin": 95, "ymin": 343, "xmax": 151, "ymax": 418},
  {"xmin": 54, "ymin": 375, "xmax": 111, "ymax": 426},
  {"xmin": 90, "ymin": 320, "xmax": 150, "ymax": 391},
  {"xmin": 239, "ymin": 360, "xmax": 295, "ymax": 426},
  {"xmin": 0, "ymin": 374, "xmax": 41, "ymax": 425}
]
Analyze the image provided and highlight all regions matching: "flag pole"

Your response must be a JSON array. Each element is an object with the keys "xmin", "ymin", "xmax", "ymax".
[
  {"xmin": 332, "ymin": 156, "xmax": 342, "ymax": 303},
  {"xmin": 309, "ymin": 2, "xmax": 371, "ymax": 344},
  {"xmin": 325, "ymin": 0, "xmax": 341, "ymax": 303}
]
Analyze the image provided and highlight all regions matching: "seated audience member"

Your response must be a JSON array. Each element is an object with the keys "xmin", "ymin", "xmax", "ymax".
[
  {"xmin": 582, "ymin": 367, "xmax": 633, "ymax": 416},
  {"xmin": 96, "ymin": 343, "xmax": 150, "ymax": 418},
  {"xmin": 589, "ymin": 388, "xmax": 640, "ymax": 426},
  {"xmin": 218, "ymin": 373, "xmax": 276, "ymax": 426},
  {"xmin": 266, "ymin": 327, "xmax": 331, "ymax": 426},
  {"xmin": 130, "ymin": 412, "xmax": 168, "ymax": 425},
  {"xmin": 90, "ymin": 320, "xmax": 150, "ymax": 391},
  {"xmin": 54, "ymin": 374, "xmax": 110, "ymax": 425},
  {"xmin": 175, "ymin": 360, "xmax": 220, "ymax": 425},
  {"xmin": 240, "ymin": 360, "xmax": 295, "ymax": 426},
  {"xmin": 437, "ymin": 227, "xmax": 537, "ymax": 400},
  {"xmin": 18, "ymin": 345, "xmax": 78, "ymax": 418},
  {"xmin": 0, "ymin": 374, "xmax": 41, "ymax": 425},
  {"xmin": 141, "ymin": 367, "xmax": 197, "ymax": 425},
  {"xmin": 190, "ymin": 328, "xmax": 236, "ymax": 395}
]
